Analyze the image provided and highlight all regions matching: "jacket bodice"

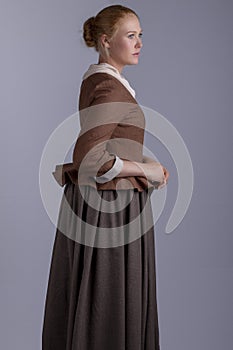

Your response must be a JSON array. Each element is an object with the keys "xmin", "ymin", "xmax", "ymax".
[{"xmin": 52, "ymin": 72, "xmax": 154, "ymax": 191}]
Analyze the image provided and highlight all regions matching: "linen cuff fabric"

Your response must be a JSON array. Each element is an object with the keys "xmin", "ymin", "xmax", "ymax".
[{"xmin": 94, "ymin": 154, "xmax": 124, "ymax": 184}]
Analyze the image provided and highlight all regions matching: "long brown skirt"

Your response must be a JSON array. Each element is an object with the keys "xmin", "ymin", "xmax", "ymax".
[{"xmin": 42, "ymin": 183, "xmax": 160, "ymax": 350}]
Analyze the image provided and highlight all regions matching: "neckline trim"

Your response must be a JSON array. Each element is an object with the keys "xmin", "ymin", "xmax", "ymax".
[{"xmin": 82, "ymin": 63, "xmax": 136, "ymax": 98}]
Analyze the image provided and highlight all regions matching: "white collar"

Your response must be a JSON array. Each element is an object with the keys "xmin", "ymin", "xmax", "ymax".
[{"xmin": 82, "ymin": 62, "xmax": 136, "ymax": 98}]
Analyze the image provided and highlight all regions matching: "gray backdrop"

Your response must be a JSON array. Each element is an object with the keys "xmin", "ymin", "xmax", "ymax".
[{"xmin": 1, "ymin": 0, "xmax": 233, "ymax": 349}]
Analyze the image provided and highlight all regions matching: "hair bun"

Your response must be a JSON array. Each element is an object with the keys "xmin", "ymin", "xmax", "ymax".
[{"xmin": 83, "ymin": 16, "xmax": 96, "ymax": 47}]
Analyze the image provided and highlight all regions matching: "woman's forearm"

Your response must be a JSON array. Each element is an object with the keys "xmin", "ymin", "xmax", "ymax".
[
  {"xmin": 117, "ymin": 160, "xmax": 145, "ymax": 177},
  {"xmin": 94, "ymin": 156, "xmax": 165, "ymax": 185},
  {"xmin": 117, "ymin": 159, "xmax": 165, "ymax": 184}
]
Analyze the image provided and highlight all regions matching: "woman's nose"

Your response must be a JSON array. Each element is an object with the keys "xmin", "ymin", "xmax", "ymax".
[{"xmin": 136, "ymin": 37, "xmax": 143, "ymax": 48}]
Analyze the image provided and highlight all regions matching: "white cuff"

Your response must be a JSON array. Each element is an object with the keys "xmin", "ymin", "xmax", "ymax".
[{"xmin": 94, "ymin": 155, "xmax": 124, "ymax": 184}]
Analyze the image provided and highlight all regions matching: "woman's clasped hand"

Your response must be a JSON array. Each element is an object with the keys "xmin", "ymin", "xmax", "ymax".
[{"xmin": 141, "ymin": 156, "xmax": 169, "ymax": 189}]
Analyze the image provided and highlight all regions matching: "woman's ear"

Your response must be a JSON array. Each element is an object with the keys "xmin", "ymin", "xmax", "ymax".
[{"xmin": 100, "ymin": 34, "xmax": 111, "ymax": 49}]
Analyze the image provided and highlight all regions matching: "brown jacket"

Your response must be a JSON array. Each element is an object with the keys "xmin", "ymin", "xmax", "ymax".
[{"xmin": 52, "ymin": 73, "xmax": 155, "ymax": 191}]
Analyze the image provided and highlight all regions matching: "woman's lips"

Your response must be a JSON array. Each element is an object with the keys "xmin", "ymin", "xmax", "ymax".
[{"xmin": 133, "ymin": 53, "xmax": 140, "ymax": 56}]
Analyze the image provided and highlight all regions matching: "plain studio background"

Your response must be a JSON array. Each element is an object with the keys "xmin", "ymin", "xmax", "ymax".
[{"xmin": 0, "ymin": 0, "xmax": 233, "ymax": 349}]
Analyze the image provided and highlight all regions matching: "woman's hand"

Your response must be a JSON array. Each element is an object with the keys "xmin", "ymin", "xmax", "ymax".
[
  {"xmin": 115, "ymin": 157, "xmax": 169, "ymax": 189},
  {"xmin": 142, "ymin": 156, "xmax": 169, "ymax": 189},
  {"xmin": 139, "ymin": 162, "xmax": 164, "ymax": 183},
  {"xmin": 157, "ymin": 166, "xmax": 169, "ymax": 189}
]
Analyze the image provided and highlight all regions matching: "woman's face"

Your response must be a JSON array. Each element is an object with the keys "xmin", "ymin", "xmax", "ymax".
[{"xmin": 101, "ymin": 14, "xmax": 143, "ymax": 72}]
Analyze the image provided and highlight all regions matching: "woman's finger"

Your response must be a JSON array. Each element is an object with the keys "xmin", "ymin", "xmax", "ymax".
[{"xmin": 162, "ymin": 166, "xmax": 169, "ymax": 182}]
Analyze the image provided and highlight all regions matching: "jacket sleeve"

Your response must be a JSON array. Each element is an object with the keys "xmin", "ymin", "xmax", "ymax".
[
  {"xmin": 74, "ymin": 77, "xmax": 126, "ymax": 182},
  {"xmin": 94, "ymin": 154, "xmax": 124, "ymax": 183}
]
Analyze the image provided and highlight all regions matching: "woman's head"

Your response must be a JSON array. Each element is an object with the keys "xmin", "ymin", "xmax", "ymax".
[{"xmin": 83, "ymin": 5, "xmax": 143, "ymax": 71}]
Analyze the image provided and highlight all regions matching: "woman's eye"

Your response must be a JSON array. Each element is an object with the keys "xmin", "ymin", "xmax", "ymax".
[{"xmin": 128, "ymin": 33, "xmax": 143, "ymax": 39}]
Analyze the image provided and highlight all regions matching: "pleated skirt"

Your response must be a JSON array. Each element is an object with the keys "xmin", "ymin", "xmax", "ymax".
[{"xmin": 42, "ymin": 183, "xmax": 160, "ymax": 350}]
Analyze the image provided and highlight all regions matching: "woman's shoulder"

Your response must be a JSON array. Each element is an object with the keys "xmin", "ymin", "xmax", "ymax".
[{"xmin": 79, "ymin": 73, "xmax": 137, "ymax": 109}]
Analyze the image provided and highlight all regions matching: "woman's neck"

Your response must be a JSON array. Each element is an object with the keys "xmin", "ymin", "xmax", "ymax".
[{"xmin": 97, "ymin": 57, "xmax": 124, "ymax": 74}]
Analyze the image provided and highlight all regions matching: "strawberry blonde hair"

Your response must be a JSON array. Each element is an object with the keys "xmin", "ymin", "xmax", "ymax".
[{"xmin": 83, "ymin": 5, "xmax": 139, "ymax": 57}]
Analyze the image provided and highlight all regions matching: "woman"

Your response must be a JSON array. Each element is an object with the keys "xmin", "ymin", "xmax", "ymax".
[{"xmin": 42, "ymin": 4, "xmax": 169, "ymax": 350}]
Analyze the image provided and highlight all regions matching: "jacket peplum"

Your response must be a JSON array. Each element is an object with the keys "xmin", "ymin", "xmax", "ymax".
[{"xmin": 52, "ymin": 72, "xmax": 155, "ymax": 191}]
